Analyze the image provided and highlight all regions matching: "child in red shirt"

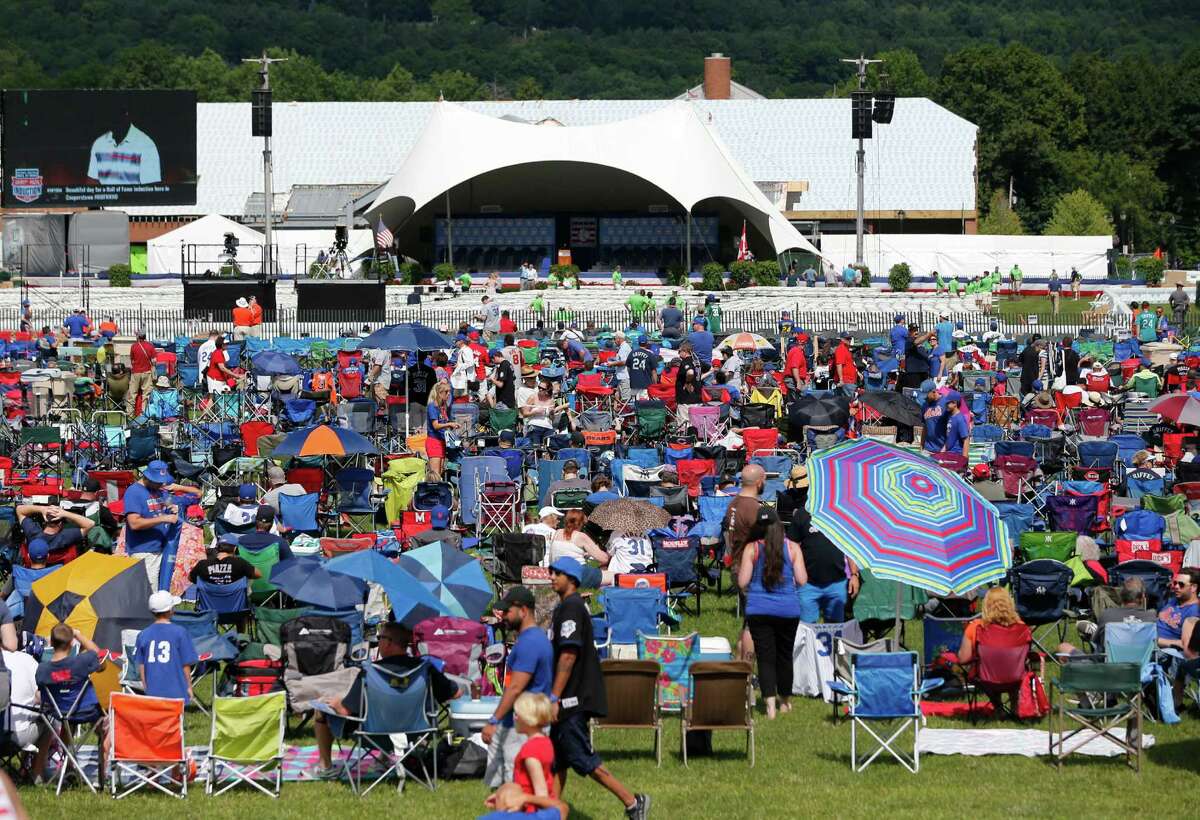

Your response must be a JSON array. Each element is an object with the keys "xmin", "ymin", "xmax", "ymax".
[{"xmin": 511, "ymin": 692, "xmax": 556, "ymax": 811}]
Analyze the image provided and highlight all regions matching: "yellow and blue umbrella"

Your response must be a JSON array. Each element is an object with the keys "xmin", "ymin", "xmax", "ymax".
[
  {"xmin": 272, "ymin": 424, "xmax": 378, "ymax": 457},
  {"xmin": 805, "ymin": 438, "xmax": 1010, "ymax": 596},
  {"xmin": 25, "ymin": 553, "xmax": 154, "ymax": 652},
  {"xmin": 397, "ymin": 542, "xmax": 493, "ymax": 621}
]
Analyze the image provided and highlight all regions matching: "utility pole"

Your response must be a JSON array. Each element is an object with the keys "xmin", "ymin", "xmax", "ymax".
[
  {"xmin": 243, "ymin": 51, "xmax": 287, "ymax": 278},
  {"xmin": 841, "ymin": 55, "xmax": 883, "ymax": 267}
]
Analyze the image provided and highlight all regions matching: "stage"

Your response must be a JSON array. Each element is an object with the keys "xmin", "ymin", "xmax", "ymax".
[{"xmin": 181, "ymin": 276, "xmax": 277, "ymax": 320}]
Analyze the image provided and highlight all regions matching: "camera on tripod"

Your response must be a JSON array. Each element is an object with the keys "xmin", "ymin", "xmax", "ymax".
[
  {"xmin": 334, "ymin": 225, "xmax": 348, "ymax": 252},
  {"xmin": 223, "ymin": 232, "xmax": 240, "ymax": 257}
]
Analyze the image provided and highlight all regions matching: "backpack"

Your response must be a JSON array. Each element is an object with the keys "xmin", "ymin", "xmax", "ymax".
[
  {"xmin": 1016, "ymin": 672, "xmax": 1049, "ymax": 719},
  {"xmin": 225, "ymin": 658, "xmax": 284, "ymax": 696}
]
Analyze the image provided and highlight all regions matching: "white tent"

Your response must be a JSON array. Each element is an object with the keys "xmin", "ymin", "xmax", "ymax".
[
  {"xmin": 365, "ymin": 101, "xmax": 822, "ymax": 258},
  {"xmin": 147, "ymin": 214, "xmax": 265, "ymax": 275},
  {"xmin": 272, "ymin": 229, "xmax": 374, "ymax": 276},
  {"xmin": 819, "ymin": 234, "xmax": 1112, "ymax": 281}
]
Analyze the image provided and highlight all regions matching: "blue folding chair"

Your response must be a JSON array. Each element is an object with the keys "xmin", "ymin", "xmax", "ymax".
[
  {"xmin": 750, "ymin": 455, "xmax": 791, "ymax": 503},
  {"xmin": 651, "ymin": 533, "xmax": 703, "ymax": 616},
  {"xmin": 827, "ymin": 651, "xmax": 942, "ymax": 773},
  {"xmin": 692, "ymin": 494, "xmax": 733, "ymax": 540},
  {"xmin": 195, "ymin": 577, "xmax": 250, "ymax": 626},
  {"xmin": 307, "ymin": 606, "xmax": 368, "ymax": 661},
  {"xmin": 595, "ymin": 587, "xmax": 675, "ymax": 654},
  {"xmin": 6, "ymin": 564, "xmax": 55, "ymax": 620},
  {"xmin": 626, "ymin": 447, "xmax": 661, "ymax": 469},
  {"xmin": 994, "ymin": 440, "xmax": 1035, "ymax": 459},
  {"xmin": 1105, "ymin": 620, "xmax": 1178, "ymax": 724},
  {"xmin": 278, "ymin": 491, "xmax": 321, "ymax": 535},
  {"xmin": 170, "ymin": 608, "xmax": 239, "ymax": 713},
  {"xmin": 1077, "ymin": 440, "xmax": 1118, "ymax": 471},
  {"xmin": 1125, "ymin": 471, "xmax": 1165, "ymax": 501},
  {"xmin": 318, "ymin": 662, "xmax": 439, "ymax": 795},
  {"xmin": 38, "ymin": 667, "xmax": 106, "ymax": 794},
  {"xmin": 334, "ymin": 467, "xmax": 379, "ymax": 535},
  {"xmin": 556, "ymin": 448, "xmax": 591, "ymax": 475}
]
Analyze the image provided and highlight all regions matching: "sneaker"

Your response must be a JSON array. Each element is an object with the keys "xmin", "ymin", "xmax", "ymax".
[
  {"xmin": 309, "ymin": 765, "xmax": 341, "ymax": 781},
  {"xmin": 626, "ymin": 793, "xmax": 651, "ymax": 820},
  {"xmin": 1076, "ymin": 620, "xmax": 1098, "ymax": 639}
]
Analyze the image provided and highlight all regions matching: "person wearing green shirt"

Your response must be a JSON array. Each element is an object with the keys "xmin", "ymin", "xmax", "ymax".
[
  {"xmin": 947, "ymin": 276, "xmax": 961, "ymax": 297},
  {"xmin": 530, "ymin": 293, "xmax": 545, "ymax": 315},
  {"xmin": 645, "ymin": 292, "xmax": 658, "ymax": 315},
  {"xmin": 625, "ymin": 291, "xmax": 648, "ymax": 320},
  {"xmin": 611, "ymin": 266, "xmax": 623, "ymax": 288},
  {"xmin": 555, "ymin": 306, "xmax": 572, "ymax": 323},
  {"xmin": 933, "ymin": 270, "xmax": 945, "ymax": 294},
  {"xmin": 458, "ymin": 271, "xmax": 472, "ymax": 292},
  {"xmin": 1009, "ymin": 264, "xmax": 1023, "ymax": 295}
]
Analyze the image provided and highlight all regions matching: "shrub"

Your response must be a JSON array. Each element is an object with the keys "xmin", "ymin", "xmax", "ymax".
[
  {"xmin": 665, "ymin": 263, "xmax": 688, "ymax": 287},
  {"xmin": 549, "ymin": 263, "xmax": 581, "ymax": 279},
  {"xmin": 398, "ymin": 261, "xmax": 424, "ymax": 285},
  {"xmin": 432, "ymin": 262, "xmax": 456, "ymax": 282},
  {"xmin": 752, "ymin": 260, "xmax": 781, "ymax": 286},
  {"xmin": 107, "ymin": 263, "xmax": 132, "ymax": 287},
  {"xmin": 0, "ymin": 269, "xmax": 10, "ymax": 283},
  {"xmin": 888, "ymin": 262, "xmax": 912, "ymax": 292},
  {"xmin": 700, "ymin": 262, "xmax": 725, "ymax": 291},
  {"xmin": 857, "ymin": 265, "xmax": 871, "ymax": 287},
  {"xmin": 1115, "ymin": 255, "xmax": 1133, "ymax": 278},
  {"xmin": 728, "ymin": 260, "xmax": 755, "ymax": 289},
  {"xmin": 1134, "ymin": 255, "xmax": 1165, "ymax": 286},
  {"xmin": 371, "ymin": 258, "xmax": 397, "ymax": 282}
]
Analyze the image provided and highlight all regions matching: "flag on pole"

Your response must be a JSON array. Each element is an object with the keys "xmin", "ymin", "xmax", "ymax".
[
  {"xmin": 736, "ymin": 221, "xmax": 749, "ymax": 261},
  {"xmin": 375, "ymin": 216, "xmax": 393, "ymax": 250}
]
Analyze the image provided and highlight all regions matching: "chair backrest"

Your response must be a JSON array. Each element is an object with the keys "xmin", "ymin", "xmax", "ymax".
[
  {"xmin": 851, "ymin": 651, "xmax": 919, "ymax": 718},
  {"xmin": 238, "ymin": 543, "xmax": 281, "ymax": 597},
  {"xmin": 597, "ymin": 659, "xmax": 660, "ymax": 727},
  {"xmin": 921, "ymin": 616, "xmax": 976, "ymax": 667},
  {"xmin": 1011, "ymin": 560, "xmax": 1073, "ymax": 624},
  {"xmin": 170, "ymin": 609, "xmax": 219, "ymax": 642},
  {"xmin": 599, "ymin": 587, "xmax": 667, "ymax": 645},
  {"xmin": 197, "ymin": 576, "xmax": 250, "ymax": 616},
  {"xmin": 412, "ymin": 616, "xmax": 488, "ymax": 683},
  {"xmin": 638, "ymin": 631, "xmax": 699, "ymax": 711},
  {"xmin": 1019, "ymin": 531, "xmax": 1076, "ymax": 563},
  {"xmin": 109, "ymin": 692, "xmax": 185, "ymax": 763},
  {"xmin": 1058, "ymin": 661, "xmax": 1142, "ymax": 695},
  {"xmin": 687, "ymin": 660, "xmax": 752, "ymax": 727},
  {"xmin": 361, "ymin": 661, "xmax": 435, "ymax": 735},
  {"xmin": 974, "ymin": 623, "xmax": 1032, "ymax": 687},
  {"xmin": 253, "ymin": 606, "xmax": 311, "ymax": 648},
  {"xmin": 211, "ymin": 691, "xmax": 288, "ymax": 763},
  {"xmin": 650, "ymin": 535, "xmax": 700, "ymax": 587},
  {"xmin": 493, "ymin": 532, "xmax": 545, "ymax": 581},
  {"xmin": 335, "ymin": 467, "xmax": 375, "ymax": 511},
  {"xmin": 1104, "ymin": 619, "xmax": 1156, "ymax": 668},
  {"xmin": 281, "ymin": 615, "xmax": 351, "ymax": 675},
  {"xmin": 1110, "ymin": 560, "xmax": 1174, "ymax": 610},
  {"xmin": 278, "ymin": 491, "xmax": 320, "ymax": 532}
]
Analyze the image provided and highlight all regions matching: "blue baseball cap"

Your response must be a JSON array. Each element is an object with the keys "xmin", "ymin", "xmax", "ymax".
[
  {"xmin": 431, "ymin": 504, "xmax": 450, "ymax": 528},
  {"xmin": 894, "ymin": 314, "xmax": 904, "ymax": 322},
  {"xmin": 27, "ymin": 537, "xmax": 50, "ymax": 562},
  {"xmin": 142, "ymin": 460, "xmax": 173, "ymax": 485},
  {"xmin": 238, "ymin": 482, "xmax": 257, "ymax": 500},
  {"xmin": 638, "ymin": 334, "xmax": 649, "ymax": 345},
  {"xmin": 549, "ymin": 556, "xmax": 585, "ymax": 584}
]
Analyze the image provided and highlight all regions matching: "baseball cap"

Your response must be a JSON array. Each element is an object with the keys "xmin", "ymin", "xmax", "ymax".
[
  {"xmin": 538, "ymin": 505, "xmax": 561, "ymax": 520},
  {"xmin": 638, "ymin": 334, "xmax": 649, "ymax": 345},
  {"xmin": 839, "ymin": 331, "xmax": 851, "ymax": 340},
  {"xmin": 499, "ymin": 430, "xmax": 516, "ymax": 444},
  {"xmin": 142, "ymin": 460, "xmax": 173, "ymax": 485},
  {"xmin": 430, "ymin": 504, "xmax": 451, "ymax": 528},
  {"xmin": 238, "ymin": 482, "xmax": 258, "ymax": 500},
  {"xmin": 496, "ymin": 586, "xmax": 536, "ymax": 610},
  {"xmin": 217, "ymin": 533, "xmax": 241, "ymax": 548},
  {"xmin": 27, "ymin": 538, "xmax": 50, "ymax": 562},
  {"xmin": 894, "ymin": 314, "xmax": 904, "ymax": 322},
  {"xmin": 549, "ymin": 556, "xmax": 585, "ymax": 585},
  {"xmin": 81, "ymin": 477, "xmax": 102, "ymax": 493},
  {"xmin": 148, "ymin": 590, "xmax": 182, "ymax": 614},
  {"xmin": 266, "ymin": 464, "xmax": 287, "ymax": 485},
  {"xmin": 255, "ymin": 505, "xmax": 276, "ymax": 525}
]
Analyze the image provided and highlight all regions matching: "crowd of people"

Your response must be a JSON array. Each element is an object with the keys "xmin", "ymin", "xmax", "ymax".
[{"xmin": 2, "ymin": 283, "xmax": 1199, "ymax": 811}]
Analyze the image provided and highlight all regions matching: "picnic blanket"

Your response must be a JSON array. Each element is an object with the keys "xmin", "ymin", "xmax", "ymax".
[{"xmin": 918, "ymin": 728, "xmax": 1155, "ymax": 757}]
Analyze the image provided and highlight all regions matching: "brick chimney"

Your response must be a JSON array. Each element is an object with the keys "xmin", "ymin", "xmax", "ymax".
[{"xmin": 703, "ymin": 53, "xmax": 732, "ymax": 100}]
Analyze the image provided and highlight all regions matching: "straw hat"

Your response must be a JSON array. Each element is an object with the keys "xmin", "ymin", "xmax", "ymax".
[{"xmin": 1033, "ymin": 391, "xmax": 1055, "ymax": 409}]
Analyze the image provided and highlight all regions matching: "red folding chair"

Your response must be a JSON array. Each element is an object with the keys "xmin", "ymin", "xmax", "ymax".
[
  {"xmin": 575, "ymin": 372, "xmax": 614, "ymax": 414},
  {"xmin": 742, "ymin": 427, "xmax": 780, "ymax": 457},
  {"xmin": 1115, "ymin": 538, "xmax": 1182, "ymax": 575},
  {"xmin": 931, "ymin": 451, "xmax": 968, "ymax": 474},
  {"xmin": 1172, "ymin": 481, "xmax": 1200, "ymax": 500},
  {"xmin": 319, "ymin": 537, "xmax": 371, "ymax": 559},
  {"xmin": 991, "ymin": 395, "xmax": 1020, "ymax": 429},
  {"xmin": 286, "ymin": 466, "xmax": 324, "ymax": 494},
  {"xmin": 646, "ymin": 382, "xmax": 677, "ymax": 412},
  {"xmin": 1162, "ymin": 432, "xmax": 1194, "ymax": 467},
  {"xmin": 1024, "ymin": 408, "xmax": 1061, "ymax": 429},
  {"xmin": 675, "ymin": 458, "xmax": 717, "ymax": 497},
  {"xmin": 107, "ymin": 692, "xmax": 187, "ymax": 798},
  {"xmin": 239, "ymin": 421, "xmax": 275, "ymax": 457},
  {"xmin": 1076, "ymin": 407, "xmax": 1111, "ymax": 438}
]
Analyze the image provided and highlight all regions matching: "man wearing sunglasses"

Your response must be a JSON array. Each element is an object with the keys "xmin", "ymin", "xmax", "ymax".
[{"xmin": 1158, "ymin": 568, "xmax": 1200, "ymax": 650}]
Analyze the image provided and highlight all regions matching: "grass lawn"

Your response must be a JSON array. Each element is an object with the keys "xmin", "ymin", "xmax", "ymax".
[
  {"xmin": 18, "ymin": 583, "xmax": 1199, "ymax": 819},
  {"xmin": 995, "ymin": 295, "xmax": 1091, "ymax": 321}
]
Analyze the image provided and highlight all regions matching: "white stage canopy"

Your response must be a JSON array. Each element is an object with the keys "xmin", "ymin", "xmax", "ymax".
[
  {"xmin": 147, "ymin": 214, "xmax": 265, "ymax": 275},
  {"xmin": 273, "ymin": 229, "xmax": 374, "ymax": 277},
  {"xmin": 365, "ymin": 101, "xmax": 822, "ymax": 258},
  {"xmin": 819, "ymin": 234, "xmax": 1112, "ymax": 281}
]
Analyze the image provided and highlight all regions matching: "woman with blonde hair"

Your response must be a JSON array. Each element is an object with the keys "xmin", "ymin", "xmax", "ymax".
[
  {"xmin": 955, "ymin": 586, "xmax": 1025, "ymax": 665},
  {"xmin": 425, "ymin": 381, "xmax": 459, "ymax": 480}
]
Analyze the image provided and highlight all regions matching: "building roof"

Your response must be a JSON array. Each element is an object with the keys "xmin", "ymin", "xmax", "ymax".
[
  {"xmin": 675, "ymin": 80, "xmax": 766, "ymax": 100},
  {"xmin": 123, "ymin": 98, "xmax": 976, "ymax": 220}
]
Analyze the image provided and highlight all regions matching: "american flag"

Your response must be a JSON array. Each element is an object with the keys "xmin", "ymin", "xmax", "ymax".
[{"xmin": 375, "ymin": 216, "xmax": 393, "ymax": 250}]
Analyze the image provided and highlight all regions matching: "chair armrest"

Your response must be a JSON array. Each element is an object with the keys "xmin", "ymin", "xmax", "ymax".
[
  {"xmin": 917, "ymin": 677, "xmax": 944, "ymax": 695},
  {"xmin": 827, "ymin": 680, "xmax": 854, "ymax": 697},
  {"xmin": 309, "ymin": 701, "xmax": 362, "ymax": 722}
]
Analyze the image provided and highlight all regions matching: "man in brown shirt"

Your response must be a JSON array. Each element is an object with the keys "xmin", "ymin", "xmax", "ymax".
[{"xmin": 723, "ymin": 464, "xmax": 764, "ymax": 663}]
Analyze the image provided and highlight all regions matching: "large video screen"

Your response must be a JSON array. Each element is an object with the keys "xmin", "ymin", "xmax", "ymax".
[{"xmin": 1, "ymin": 89, "xmax": 197, "ymax": 207}]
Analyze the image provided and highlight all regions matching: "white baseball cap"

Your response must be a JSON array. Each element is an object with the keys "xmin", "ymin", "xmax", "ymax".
[
  {"xmin": 148, "ymin": 590, "xmax": 182, "ymax": 614},
  {"xmin": 538, "ymin": 506, "xmax": 561, "ymax": 520}
]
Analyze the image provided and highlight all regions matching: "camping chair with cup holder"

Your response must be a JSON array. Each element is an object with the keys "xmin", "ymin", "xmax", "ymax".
[
  {"xmin": 1009, "ymin": 559, "xmax": 1075, "ymax": 662},
  {"xmin": 1049, "ymin": 660, "xmax": 1143, "ymax": 771}
]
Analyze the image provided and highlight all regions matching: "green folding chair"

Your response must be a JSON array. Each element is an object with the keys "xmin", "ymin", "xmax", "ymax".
[
  {"xmin": 1049, "ymin": 661, "xmax": 1143, "ymax": 771},
  {"xmin": 237, "ymin": 606, "xmax": 310, "ymax": 661},
  {"xmin": 489, "ymin": 406, "xmax": 519, "ymax": 432},
  {"xmin": 207, "ymin": 691, "xmax": 288, "ymax": 797},
  {"xmin": 238, "ymin": 543, "xmax": 282, "ymax": 606}
]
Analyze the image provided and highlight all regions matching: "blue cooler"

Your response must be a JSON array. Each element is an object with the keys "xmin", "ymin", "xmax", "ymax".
[{"xmin": 449, "ymin": 695, "xmax": 501, "ymax": 737}]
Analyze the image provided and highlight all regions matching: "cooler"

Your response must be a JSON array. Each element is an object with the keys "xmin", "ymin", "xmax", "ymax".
[
  {"xmin": 698, "ymin": 636, "xmax": 732, "ymax": 662},
  {"xmin": 449, "ymin": 695, "xmax": 501, "ymax": 737}
]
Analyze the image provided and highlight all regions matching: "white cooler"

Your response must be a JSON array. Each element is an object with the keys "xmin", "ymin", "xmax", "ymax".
[
  {"xmin": 698, "ymin": 636, "xmax": 732, "ymax": 662},
  {"xmin": 449, "ymin": 695, "xmax": 501, "ymax": 737}
]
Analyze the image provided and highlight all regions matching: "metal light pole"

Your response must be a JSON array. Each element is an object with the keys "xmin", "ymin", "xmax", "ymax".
[
  {"xmin": 243, "ymin": 52, "xmax": 287, "ymax": 278},
  {"xmin": 841, "ymin": 56, "xmax": 883, "ymax": 267}
]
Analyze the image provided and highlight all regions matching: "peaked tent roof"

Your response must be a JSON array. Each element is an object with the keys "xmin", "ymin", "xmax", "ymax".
[
  {"xmin": 365, "ymin": 101, "xmax": 823, "ymax": 257},
  {"xmin": 146, "ymin": 213, "xmax": 265, "ymax": 275}
]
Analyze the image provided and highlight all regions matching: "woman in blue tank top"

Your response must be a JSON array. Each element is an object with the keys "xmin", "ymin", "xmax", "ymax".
[{"xmin": 737, "ymin": 507, "xmax": 808, "ymax": 719}]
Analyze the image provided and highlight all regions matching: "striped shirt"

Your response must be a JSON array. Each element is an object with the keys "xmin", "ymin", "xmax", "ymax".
[{"xmin": 87, "ymin": 124, "xmax": 161, "ymax": 185}]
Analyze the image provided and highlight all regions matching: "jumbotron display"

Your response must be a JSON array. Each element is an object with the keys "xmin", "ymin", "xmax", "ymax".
[{"xmin": 1, "ymin": 89, "xmax": 197, "ymax": 207}]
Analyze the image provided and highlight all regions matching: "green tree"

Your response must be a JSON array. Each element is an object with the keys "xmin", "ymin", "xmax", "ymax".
[
  {"xmin": 424, "ymin": 69, "xmax": 487, "ymax": 101},
  {"xmin": 432, "ymin": 0, "xmax": 481, "ymax": 25},
  {"xmin": 513, "ymin": 76, "xmax": 543, "ymax": 100},
  {"xmin": 0, "ymin": 42, "xmax": 47, "ymax": 88},
  {"xmin": 978, "ymin": 188, "xmax": 1025, "ymax": 235},
  {"xmin": 1043, "ymin": 189, "xmax": 1114, "ymax": 236}
]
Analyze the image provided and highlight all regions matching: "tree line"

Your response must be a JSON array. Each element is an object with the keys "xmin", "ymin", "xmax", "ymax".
[{"xmin": 0, "ymin": 0, "xmax": 1197, "ymax": 259}]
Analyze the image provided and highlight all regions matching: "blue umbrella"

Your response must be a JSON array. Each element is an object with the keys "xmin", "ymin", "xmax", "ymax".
[
  {"xmin": 269, "ymin": 557, "xmax": 367, "ymax": 609},
  {"xmin": 251, "ymin": 350, "xmax": 301, "ymax": 376},
  {"xmin": 359, "ymin": 322, "xmax": 454, "ymax": 352},
  {"xmin": 325, "ymin": 550, "xmax": 451, "ymax": 627},
  {"xmin": 397, "ymin": 542, "xmax": 493, "ymax": 620}
]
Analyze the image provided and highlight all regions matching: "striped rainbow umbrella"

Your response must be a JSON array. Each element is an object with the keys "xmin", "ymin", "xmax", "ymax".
[
  {"xmin": 805, "ymin": 438, "xmax": 1010, "ymax": 598},
  {"xmin": 272, "ymin": 424, "xmax": 378, "ymax": 457}
]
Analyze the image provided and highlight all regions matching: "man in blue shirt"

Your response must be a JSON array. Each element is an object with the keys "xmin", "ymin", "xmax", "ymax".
[
  {"xmin": 922, "ymin": 389, "xmax": 962, "ymax": 453},
  {"xmin": 482, "ymin": 585, "xmax": 554, "ymax": 786},
  {"xmin": 1157, "ymin": 568, "xmax": 1199, "ymax": 650},
  {"xmin": 63, "ymin": 308, "xmax": 92, "ymax": 339},
  {"xmin": 627, "ymin": 336, "xmax": 660, "ymax": 397},
  {"xmin": 123, "ymin": 460, "xmax": 180, "ymax": 589},
  {"xmin": 943, "ymin": 399, "xmax": 971, "ymax": 454},
  {"xmin": 33, "ymin": 623, "xmax": 112, "ymax": 785},
  {"xmin": 934, "ymin": 313, "xmax": 955, "ymax": 354},
  {"xmin": 687, "ymin": 319, "xmax": 714, "ymax": 368},
  {"xmin": 659, "ymin": 299, "xmax": 684, "ymax": 340},
  {"xmin": 135, "ymin": 590, "xmax": 199, "ymax": 703},
  {"xmin": 558, "ymin": 336, "xmax": 592, "ymax": 367},
  {"xmin": 889, "ymin": 315, "xmax": 909, "ymax": 360}
]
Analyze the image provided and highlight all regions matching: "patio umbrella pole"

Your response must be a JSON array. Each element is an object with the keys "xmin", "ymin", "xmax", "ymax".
[{"xmin": 893, "ymin": 583, "xmax": 902, "ymax": 646}]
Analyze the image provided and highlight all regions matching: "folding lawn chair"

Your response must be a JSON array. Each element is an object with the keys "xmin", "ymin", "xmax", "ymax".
[
  {"xmin": 196, "ymin": 577, "xmax": 251, "ymax": 627},
  {"xmin": 38, "ymin": 664, "xmax": 106, "ymax": 794},
  {"xmin": 827, "ymin": 651, "xmax": 942, "ymax": 773},
  {"xmin": 590, "ymin": 659, "xmax": 662, "ymax": 766},
  {"xmin": 595, "ymin": 587, "xmax": 673, "ymax": 657},
  {"xmin": 107, "ymin": 692, "xmax": 187, "ymax": 799},
  {"xmin": 316, "ymin": 661, "xmax": 439, "ymax": 795},
  {"xmin": 681, "ymin": 660, "xmax": 754, "ymax": 767},
  {"xmin": 278, "ymin": 491, "xmax": 321, "ymax": 535},
  {"xmin": 637, "ymin": 631, "xmax": 699, "ymax": 713},
  {"xmin": 650, "ymin": 533, "xmax": 704, "ymax": 616},
  {"xmin": 966, "ymin": 623, "xmax": 1033, "ymax": 721},
  {"xmin": 1049, "ymin": 661, "xmax": 1143, "ymax": 770},
  {"xmin": 1010, "ymin": 559, "xmax": 1075, "ymax": 660}
]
